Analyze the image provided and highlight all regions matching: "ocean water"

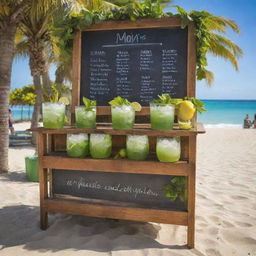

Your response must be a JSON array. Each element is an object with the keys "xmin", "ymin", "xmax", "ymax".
[
  {"xmin": 10, "ymin": 100, "xmax": 256, "ymax": 127},
  {"xmin": 198, "ymin": 100, "xmax": 256, "ymax": 128},
  {"xmin": 10, "ymin": 105, "xmax": 34, "ymax": 121}
]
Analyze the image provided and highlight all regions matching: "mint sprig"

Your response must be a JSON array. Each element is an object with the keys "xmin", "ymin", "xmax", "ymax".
[
  {"xmin": 163, "ymin": 177, "xmax": 187, "ymax": 202},
  {"xmin": 151, "ymin": 94, "xmax": 181, "ymax": 105},
  {"xmin": 82, "ymin": 97, "xmax": 96, "ymax": 111},
  {"xmin": 184, "ymin": 97, "xmax": 206, "ymax": 113},
  {"xmin": 109, "ymin": 96, "xmax": 131, "ymax": 106}
]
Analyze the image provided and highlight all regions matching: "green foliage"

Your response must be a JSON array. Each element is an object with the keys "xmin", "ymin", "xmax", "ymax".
[
  {"xmin": 184, "ymin": 97, "xmax": 206, "ymax": 113},
  {"xmin": 43, "ymin": 83, "xmax": 71, "ymax": 103},
  {"xmin": 52, "ymin": 0, "xmax": 242, "ymax": 86},
  {"xmin": 108, "ymin": 96, "xmax": 131, "ymax": 106},
  {"xmin": 82, "ymin": 97, "xmax": 97, "ymax": 110},
  {"xmin": 181, "ymin": 9, "xmax": 243, "ymax": 85},
  {"xmin": 151, "ymin": 94, "xmax": 181, "ymax": 105},
  {"xmin": 163, "ymin": 176, "xmax": 187, "ymax": 202},
  {"xmin": 9, "ymin": 83, "xmax": 71, "ymax": 105},
  {"xmin": 9, "ymin": 85, "xmax": 36, "ymax": 106}
]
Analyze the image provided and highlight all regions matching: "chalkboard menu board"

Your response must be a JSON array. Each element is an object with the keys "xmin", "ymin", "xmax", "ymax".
[
  {"xmin": 80, "ymin": 27, "xmax": 188, "ymax": 106},
  {"xmin": 52, "ymin": 170, "xmax": 186, "ymax": 211}
]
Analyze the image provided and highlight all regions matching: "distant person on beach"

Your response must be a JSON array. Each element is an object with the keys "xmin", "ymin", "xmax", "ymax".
[
  {"xmin": 243, "ymin": 114, "xmax": 251, "ymax": 129},
  {"xmin": 253, "ymin": 114, "xmax": 256, "ymax": 129},
  {"xmin": 9, "ymin": 109, "xmax": 15, "ymax": 134}
]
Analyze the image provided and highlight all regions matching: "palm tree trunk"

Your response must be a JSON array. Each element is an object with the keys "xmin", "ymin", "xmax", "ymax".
[
  {"xmin": 0, "ymin": 24, "xmax": 17, "ymax": 172},
  {"xmin": 31, "ymin": 75, "xmax": 43, "ymax": 144},
  {"xmin": 55, "ymin": 66, "xmax": 65, "ymax": 93},
  {"xmin": 42, "ymin": 70, "xmax": 52, "ymax": 95}
]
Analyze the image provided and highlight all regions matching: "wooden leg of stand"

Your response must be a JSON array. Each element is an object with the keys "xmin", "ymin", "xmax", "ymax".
[
  {"xmin": 187, "ymin": 135, "xmax": 196, "ymax": 248},
  {"xmin": 38, "ymin": 133, "xmax": 48, "ymax": 230}
]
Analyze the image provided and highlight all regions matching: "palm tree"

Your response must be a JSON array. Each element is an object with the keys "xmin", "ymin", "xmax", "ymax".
[
  {"xmin": 52, "ymin": 0, "xmax": 136, "ymax": 89},
  {"xmin": 0, "ymin": 0, "xmax": 74, "ymax": 172},
  {"xmin": 188, "ymin": 10, "xmax": 243, "ymax": 85},
  {"xmin": 0, "ymin": 0, "xmax": 30, "ymax": 172}
]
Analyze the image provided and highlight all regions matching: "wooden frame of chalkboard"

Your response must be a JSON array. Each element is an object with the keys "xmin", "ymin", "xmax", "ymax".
[
  {"xmin": 71, "ymin": 17, "xmax": 196, "ymax": 121},
  {"xmin": 29, "ymin": 18, "xmax": 206, "ymax": 250}
]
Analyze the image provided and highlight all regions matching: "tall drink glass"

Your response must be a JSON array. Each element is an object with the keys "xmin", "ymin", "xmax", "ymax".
[
  {"xmin": 156, "ymin": 137, "xmax": 180, "ymax": 162},
  {"xmin": 67, "ymin": 133, "xmax": 89, "ymax": 158},
  {"xmin": 111, "ymin": 105, "xmax": 135, "ymax": 130},
  {"xmin": 150, "ymin": 103, "xmax": 175, "ymax": 130},
  {"xmin": 126, "ymin": 135, "xmax": 149, "ymax": 160},
  {"xmin": 42, "ymin": 103, "xmax": 65, "ymax": 128},
  {"xmin": 75, "ymin": 106, "xmax": 96, "ymax": 129},
  {"xmin": 90, "ymin": 134, "xmax": 112, "ymax": 159}
]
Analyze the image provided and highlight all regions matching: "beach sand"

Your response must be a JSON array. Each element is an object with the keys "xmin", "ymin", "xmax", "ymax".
[{"xmin": 0, "ymin": 122, "xmax": 255, "ymax": 256}]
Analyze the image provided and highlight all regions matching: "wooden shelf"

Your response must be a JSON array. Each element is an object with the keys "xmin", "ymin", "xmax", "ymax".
[
  {"xmin": 45, "ymin": 198, "xmax": 188, "ymax": 226},
  {"xmin": 29, "ymin": 122, "xmax": 205, "ymax": 136},
  {"xmin": 42, "ymin": 155, "xmax": 190, "ymax": 176}
]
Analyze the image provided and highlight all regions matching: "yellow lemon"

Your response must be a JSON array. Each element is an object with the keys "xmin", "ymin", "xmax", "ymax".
[
  {"xmin": 131, "ymin": 102, "xmax": 142, "ymax": 112},
  {"xmin": 178, "ymin": 100, "xmax": 195, "ymax": 121},
  {"xmin": 58, "ymin": 97, "xmax": 69, "ymax": 105}
]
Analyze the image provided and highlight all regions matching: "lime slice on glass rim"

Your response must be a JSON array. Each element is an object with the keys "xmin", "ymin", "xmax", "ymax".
[
  {"xmin": 58, "ymin": 97, "xmax": 70, "ymax": 105},
  {"xmin": 131, "ymin": 102, "xmax": 142, "ymax": 112}
]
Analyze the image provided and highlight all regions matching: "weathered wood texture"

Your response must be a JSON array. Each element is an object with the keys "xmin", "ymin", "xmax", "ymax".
[
  {"xmin": 46, "ymin": 198, "xmax": 188, "ymax": 226},
  {"xmin": 29, "ymin": 123, "xmax": 205, "ymax": 135},
  {"xmin": 34, "ymin": 18, "xmax": 201, "ymax": 249}
]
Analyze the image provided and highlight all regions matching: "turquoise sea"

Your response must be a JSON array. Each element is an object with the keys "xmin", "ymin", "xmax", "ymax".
[
  {"xmin": 10, "ymin": 100, "xmax": 256, "ymax": 127},
  {"xmin": 198, "ymin": 100, "xmax": 256, "ymax": 127}
]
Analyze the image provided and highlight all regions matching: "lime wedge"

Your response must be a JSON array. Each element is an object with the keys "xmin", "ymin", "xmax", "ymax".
[
  {"xmin": 59, "ymin": 97, "xmax": 69, "ymax": 105},
  {"xmin": 131, "ymin": 102, "xmax": 142, "ymax": 112},
  {"xmin": 178, "ymin": 119, "xmax": 192, "ymax": 130}
]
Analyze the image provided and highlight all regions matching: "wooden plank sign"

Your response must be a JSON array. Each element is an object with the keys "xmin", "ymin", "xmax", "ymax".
[
  {"xmin": 52, "ymin": 170, "xmax": 187, "ymax": 211},
  {"xmin": 80, "ymin": 27, "xmax": 188, "ymax": 105}
]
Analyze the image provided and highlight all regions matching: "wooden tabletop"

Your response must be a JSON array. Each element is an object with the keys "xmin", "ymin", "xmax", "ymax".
[{"xmin": 28, "ymin": 123, "xmax": 205, "ymax": 136}]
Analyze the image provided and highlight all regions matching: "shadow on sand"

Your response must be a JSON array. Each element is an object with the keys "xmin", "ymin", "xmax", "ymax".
[
  {"xmin": 0, "ymin": 171, "xmax": 29, "ymax": 183},
  {"xmin": 0, "ymin": 205, "xmax": 198, "ymax": 254}
]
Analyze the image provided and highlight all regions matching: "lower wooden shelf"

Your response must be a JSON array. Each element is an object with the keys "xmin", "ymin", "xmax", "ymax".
[
  {"xmin": 42, "ymin": 155, "xmax": 191, "ymax": 176},
  {"xmin": 45, "ymin": 197, "xmax": 188, "ymax": 226}
]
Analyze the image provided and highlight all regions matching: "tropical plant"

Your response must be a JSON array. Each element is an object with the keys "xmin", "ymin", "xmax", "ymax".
[
  {"xmin": 163, "ymin": 176, "xmax": 187, "ymax": 202},
  {"xmin": 53, "ymin": 0, "xmax": 242, "ymax": 86},
  {"xmin": 51, "ymin": 0, "xmax": 137, "ymax": 90},
  {"xmin": 9, "ymin": 86, "xmax": 36, "ymax": 120},
  {"xmin": 174, "ymin": 7, "xmax": 243, "ymax": 85},
  {"xmin": 0, "ymin": 0, "xmax": 31, "ymax": 172}
]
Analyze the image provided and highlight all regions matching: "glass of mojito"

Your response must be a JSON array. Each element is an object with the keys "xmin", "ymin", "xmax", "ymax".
[
  {"xmin": 42, "ymin": 102, "xmax": 65, "ymax": 129},
  {"xmin": 75, "ymin": 106, "xmax": 96, "ymax": 129},
  {"xmin": 111, "ymin": 105, "xmax": 135, "ymax": 130},
  {"xmin": 126, "ymin": 135, "xmax": 149, "ymax": 161},
  {"xmin": 156, "ymin": 137, "xmax": 180, "ymax": 162},
  {"xmin": 90, "ymin": 134, "xmax": 112, "ymax": 159},
  {"xmin": 150, "ymin": 103, "xmax": 175, "ymax": 130},
  {"xmin": 67, "ymin": 133, "xmax": 89, "ymax": 158}
]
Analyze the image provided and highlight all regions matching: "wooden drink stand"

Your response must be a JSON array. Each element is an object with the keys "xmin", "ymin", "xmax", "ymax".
[{"xmin": 31, "ymin": 18, "xmax": 205, "ymax": 249}]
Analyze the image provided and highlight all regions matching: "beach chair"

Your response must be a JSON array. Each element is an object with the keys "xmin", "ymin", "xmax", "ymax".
[{"xmin": 9, "ymin": 130, "xmax": 32, "ymax": 146}]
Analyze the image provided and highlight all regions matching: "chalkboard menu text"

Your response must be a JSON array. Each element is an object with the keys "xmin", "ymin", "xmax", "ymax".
[{"xmin": 80, "ymin": 27, "xmax": 188, "ymax": 106}]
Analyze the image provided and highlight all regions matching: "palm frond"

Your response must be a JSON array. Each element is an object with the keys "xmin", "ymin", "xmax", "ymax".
[
  {"xmin": 14, "ymin": 38, "xmax": 29, "ymax": 60},
  {"xmin": 204, "ymin": 69, "xmax": 214, "ymax": 86},
  {"xmin": 210, "ymin": 33, "xmax": 243, "ymax": 58},
  {"xmin": 208, "ymin": 42, "xmax": 239, "ymax": 71},
  {"xmin": 208, "ymin": 16, "xmax": 240, "ymax": 34}
]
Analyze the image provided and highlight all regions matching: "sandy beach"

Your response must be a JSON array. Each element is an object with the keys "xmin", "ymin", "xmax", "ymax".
[{"xmin": 0, "ymin": 122, "xmax": 255, "ymax": 256}]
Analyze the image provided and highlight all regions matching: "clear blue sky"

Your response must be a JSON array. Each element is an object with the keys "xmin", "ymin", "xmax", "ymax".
[{"xmin": 11, "ymin": 0, "xmax": 256, "ymax": 99}]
